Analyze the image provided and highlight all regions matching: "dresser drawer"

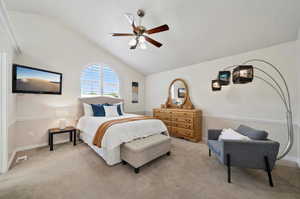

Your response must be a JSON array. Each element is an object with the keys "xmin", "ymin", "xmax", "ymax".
[
  {"xmin": 163, "ymin": 120, "xmax": 172, "ymax": 126},
  {"xmin": 172, "ymin": 112, "xmax": 194, "ymax": 118},
  {"xmin": 172, "ymin": 127, "xmax": 193, "ymax": 137},
  {"xmin": 155, "ymin": 113, "xmax": 171, "ymax": 120},
  {"xmin": 153, "ymin": 108, "xmax": 202, "ymax": 142},
  {"xmin": 172, "ymin": 117, "xmax": 193, "ymax": 123},
  {"xmin": 172, "ymin": 122, "xmax": 193, "ymax": 130},
  {"xmin": 154, "ymin": 109, "xmax": 169, "ymax": 114},
  {"xmin": 154, "ymin": 112, "xmax": 167, "ymax": 117}
]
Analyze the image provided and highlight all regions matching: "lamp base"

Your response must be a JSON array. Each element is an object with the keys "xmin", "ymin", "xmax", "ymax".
[{"xmin": 59, "ymin": 119, "xmax": 67, "ymax": 129}]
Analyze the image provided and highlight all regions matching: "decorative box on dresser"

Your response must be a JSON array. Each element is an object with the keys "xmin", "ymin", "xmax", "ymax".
[{"xmin": 153, "ymin": 108, "xmax": 202, "ymax": 142}]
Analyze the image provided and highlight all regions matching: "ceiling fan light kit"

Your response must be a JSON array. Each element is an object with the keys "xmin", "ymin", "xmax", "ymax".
[
  {"xmin": 112, "ymin": 9, "xmax": 169, "ymax": 50},
  {"xmin": 128, "ymin": 38, "xmax": 137, "ymax": 46}
]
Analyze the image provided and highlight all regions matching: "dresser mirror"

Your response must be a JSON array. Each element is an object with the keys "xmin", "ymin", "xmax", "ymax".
[
  {"xmin": 163, "ymin": 78, "xmax": 194, "ymax": 109},
  {"xmin": 170, "ymin": 80, "xmax": 186, "ymax": 105}
]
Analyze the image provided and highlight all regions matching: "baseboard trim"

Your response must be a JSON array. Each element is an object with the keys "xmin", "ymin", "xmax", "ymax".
[
  {"xmin": 7, "ymin": 139, "xmax": 70, "ymax": 170},
  {"xmin": 15, "ymin": 139, "xmax": 70, "ymax": 152},
  {"xmin": 282, "ymin": 155, "xmax": 300, "ymax": 167},
  {"xmin": 8, "ymin": 150, "xmax": 17, "ymax": 170}
]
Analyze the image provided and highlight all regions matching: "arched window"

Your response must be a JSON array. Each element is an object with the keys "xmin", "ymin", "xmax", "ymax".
[{"xmin": 81, "ymin": 64, "xmax": 119, "ymax": 97}]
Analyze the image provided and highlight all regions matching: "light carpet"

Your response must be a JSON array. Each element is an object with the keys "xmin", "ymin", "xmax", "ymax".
[{"xmin": 0, "ymin": 138, "xmax": 299, "ymax": 199}]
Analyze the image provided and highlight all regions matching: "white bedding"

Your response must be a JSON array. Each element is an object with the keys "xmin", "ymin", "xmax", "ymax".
[{"xmin": 76, "ymin": 114, "xmax": 168, "ymax": 165}]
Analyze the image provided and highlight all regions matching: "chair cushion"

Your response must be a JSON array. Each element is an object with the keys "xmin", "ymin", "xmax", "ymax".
[
  {"xmin": 236, "ymin": 125, "xmax": 268, "ymax": 140},
  {"xmin": 207, "ymin": 140, "xmax": 222, "ymax": 156}
]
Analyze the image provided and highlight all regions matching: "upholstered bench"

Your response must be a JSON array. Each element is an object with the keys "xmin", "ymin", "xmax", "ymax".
[{"xmin": 121, "ymin": 134, "xmax": 171, "ymax": 173}]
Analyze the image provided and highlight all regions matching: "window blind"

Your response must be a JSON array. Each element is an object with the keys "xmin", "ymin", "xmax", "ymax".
[{"xmin": 81, "ymin": 65, "xmax": 119, "ymax": 97}]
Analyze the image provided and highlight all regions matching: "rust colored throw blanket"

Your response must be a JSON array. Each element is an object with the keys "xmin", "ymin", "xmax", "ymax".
[{"xmin": 93, "ymin": 116, "xmax": 155, "ymax": 147}]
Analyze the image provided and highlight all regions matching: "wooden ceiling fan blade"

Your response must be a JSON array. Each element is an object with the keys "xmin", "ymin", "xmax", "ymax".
[
  {"xmin": 144, "ymin": 36, "xmax": 162, "ymax": 47},
  {"xmin": 112, "ymin": 33, "xmax": 135, "ymax": 36},
  {"xmin": 145, "ymin": 24, "xmax": 169, "ymax": 34}
]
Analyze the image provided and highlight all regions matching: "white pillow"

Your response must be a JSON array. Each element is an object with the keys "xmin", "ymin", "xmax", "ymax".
[
  {"xmin": 218, "ymin": 128, "xmax": 251, "ymax": 141},
  {"xmin": 83, "ymin": 103, "xmax": 93, "ymax": 116},
  {"xmin": 103, "ymin": 105, "xmax": 119, "ymax": 117}
]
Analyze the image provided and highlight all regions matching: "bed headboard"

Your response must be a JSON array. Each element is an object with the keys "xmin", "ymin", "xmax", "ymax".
[
  {"xmin": 78, "ymin": 96, "xmax": 124, "ymax": 117},
  {"xmin": 79, "ymin": 96, "xmax": 123, "ymax": 105}
]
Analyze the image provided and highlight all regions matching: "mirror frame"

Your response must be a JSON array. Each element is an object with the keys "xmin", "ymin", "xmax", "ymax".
[{"xmin": 163, "ymin": 78, "xmax": 194, "ymax": 109}]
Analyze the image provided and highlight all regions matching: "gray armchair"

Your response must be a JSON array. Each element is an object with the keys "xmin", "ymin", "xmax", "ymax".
[{"xmin": 207, "ymin": 125, "xmax": 280, "ymax": 187}]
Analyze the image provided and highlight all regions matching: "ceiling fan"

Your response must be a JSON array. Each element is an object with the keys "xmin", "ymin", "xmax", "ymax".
[{"xmin": 111, "ymin": 9, "xmax": 169, "ymax": 50}]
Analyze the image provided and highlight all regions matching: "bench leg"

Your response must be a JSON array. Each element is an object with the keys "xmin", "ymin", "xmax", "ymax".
[
  {"xmin": 209, "ymin": 149, "xmax": 211, "ymax": 157},
  {"xmin": 134, "ymin": 168, "xmax": 140, "ymax": 174}
]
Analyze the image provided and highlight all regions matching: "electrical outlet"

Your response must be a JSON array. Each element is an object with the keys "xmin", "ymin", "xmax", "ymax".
[{"xmin": 16, "ymin": 155, "xmax": 28, "ymax": 163}]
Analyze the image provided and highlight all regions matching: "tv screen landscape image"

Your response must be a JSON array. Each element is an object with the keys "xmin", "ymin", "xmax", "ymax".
[{"xmin": 12, "ymin": 64, "xmax": 62, "ymax": 94}]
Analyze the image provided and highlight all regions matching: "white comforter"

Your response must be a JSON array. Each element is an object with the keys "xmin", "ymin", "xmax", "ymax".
[{"xmin": 77, "ymin": 114, "xmax": 168, "ymax": 150}]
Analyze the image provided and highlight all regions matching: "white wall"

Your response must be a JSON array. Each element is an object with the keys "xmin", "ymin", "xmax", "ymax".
[
  {"xmin": 9, "ymin": 12, "xmax": 145, "ymax": 150},
  {"xmin": 145, "ymin": 41, "xmax": 299, "ymax": 159}
]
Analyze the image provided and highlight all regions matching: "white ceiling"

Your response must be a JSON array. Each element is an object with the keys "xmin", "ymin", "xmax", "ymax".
[{"xmin": 5, "ymin": 0, "xmax": 300, "ymax": 75}]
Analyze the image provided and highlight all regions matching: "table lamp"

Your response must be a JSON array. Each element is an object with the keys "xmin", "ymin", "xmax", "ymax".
[{"xmin": 56, "ymin": 108, "xmax": 69, "ymax": 129}]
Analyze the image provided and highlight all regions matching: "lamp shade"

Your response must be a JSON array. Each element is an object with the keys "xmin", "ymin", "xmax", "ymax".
[
  {"xmin": 55, "ymin": 107, "xmax": 69, "ymax": 129},
  {"xmin": 218, "ymin": 71, "xmax": 231, "ymax": 85},
  {"xmin": 232, "ymin": 65, "xmax": 254, "ymax": 84},
  {"xmin": 212, "ymin": 80, "xmax": 221, "ymax": 91}
]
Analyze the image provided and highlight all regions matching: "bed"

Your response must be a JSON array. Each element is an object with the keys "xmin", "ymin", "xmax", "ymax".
[{"xmin": 76, "ymin": 96, "xmax": 168, "ymax": 165}]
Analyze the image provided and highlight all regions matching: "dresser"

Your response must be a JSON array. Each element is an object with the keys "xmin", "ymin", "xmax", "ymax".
[{"xmin": 153, "ymin": 108, "xmax": 202, "ymax": 142}]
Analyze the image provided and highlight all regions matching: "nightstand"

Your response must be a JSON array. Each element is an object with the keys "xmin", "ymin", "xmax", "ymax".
[{"xmin": 48, "ymin": 126, "xmax": 77, "ymax": 151}]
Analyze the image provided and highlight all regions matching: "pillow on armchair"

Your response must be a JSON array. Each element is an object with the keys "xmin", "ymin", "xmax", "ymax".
[
  {"xmin": 218, "ymin": 128, "xmax": 251, "ymax": 141},
  {"xmin": 236, "ymin": 125, "xmax": 268, "ymax": 140}
]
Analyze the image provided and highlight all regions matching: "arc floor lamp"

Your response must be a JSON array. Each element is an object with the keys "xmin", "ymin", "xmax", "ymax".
[{"xmin": 211, "ymin": 59, "xmax": 293, "ymax": 160}]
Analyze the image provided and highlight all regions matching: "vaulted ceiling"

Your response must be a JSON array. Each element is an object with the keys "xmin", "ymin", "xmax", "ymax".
[{"xmin": 5, "ymin": 0, "xmax": 300, "ymax": 75}]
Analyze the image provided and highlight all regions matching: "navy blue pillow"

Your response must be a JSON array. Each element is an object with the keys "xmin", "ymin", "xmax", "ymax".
[
  {"xmin": 91, "ymin": 104, "xmax": 107, "ymax": 117},
  {"xmin": 117, "ymin": 104, "xmax": 123, "ymax": 116}
]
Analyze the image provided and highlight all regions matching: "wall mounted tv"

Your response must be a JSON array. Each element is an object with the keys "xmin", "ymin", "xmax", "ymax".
[{"xmin": 12, "ymin": 64, "xmax": 63, "ymax": 95}]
